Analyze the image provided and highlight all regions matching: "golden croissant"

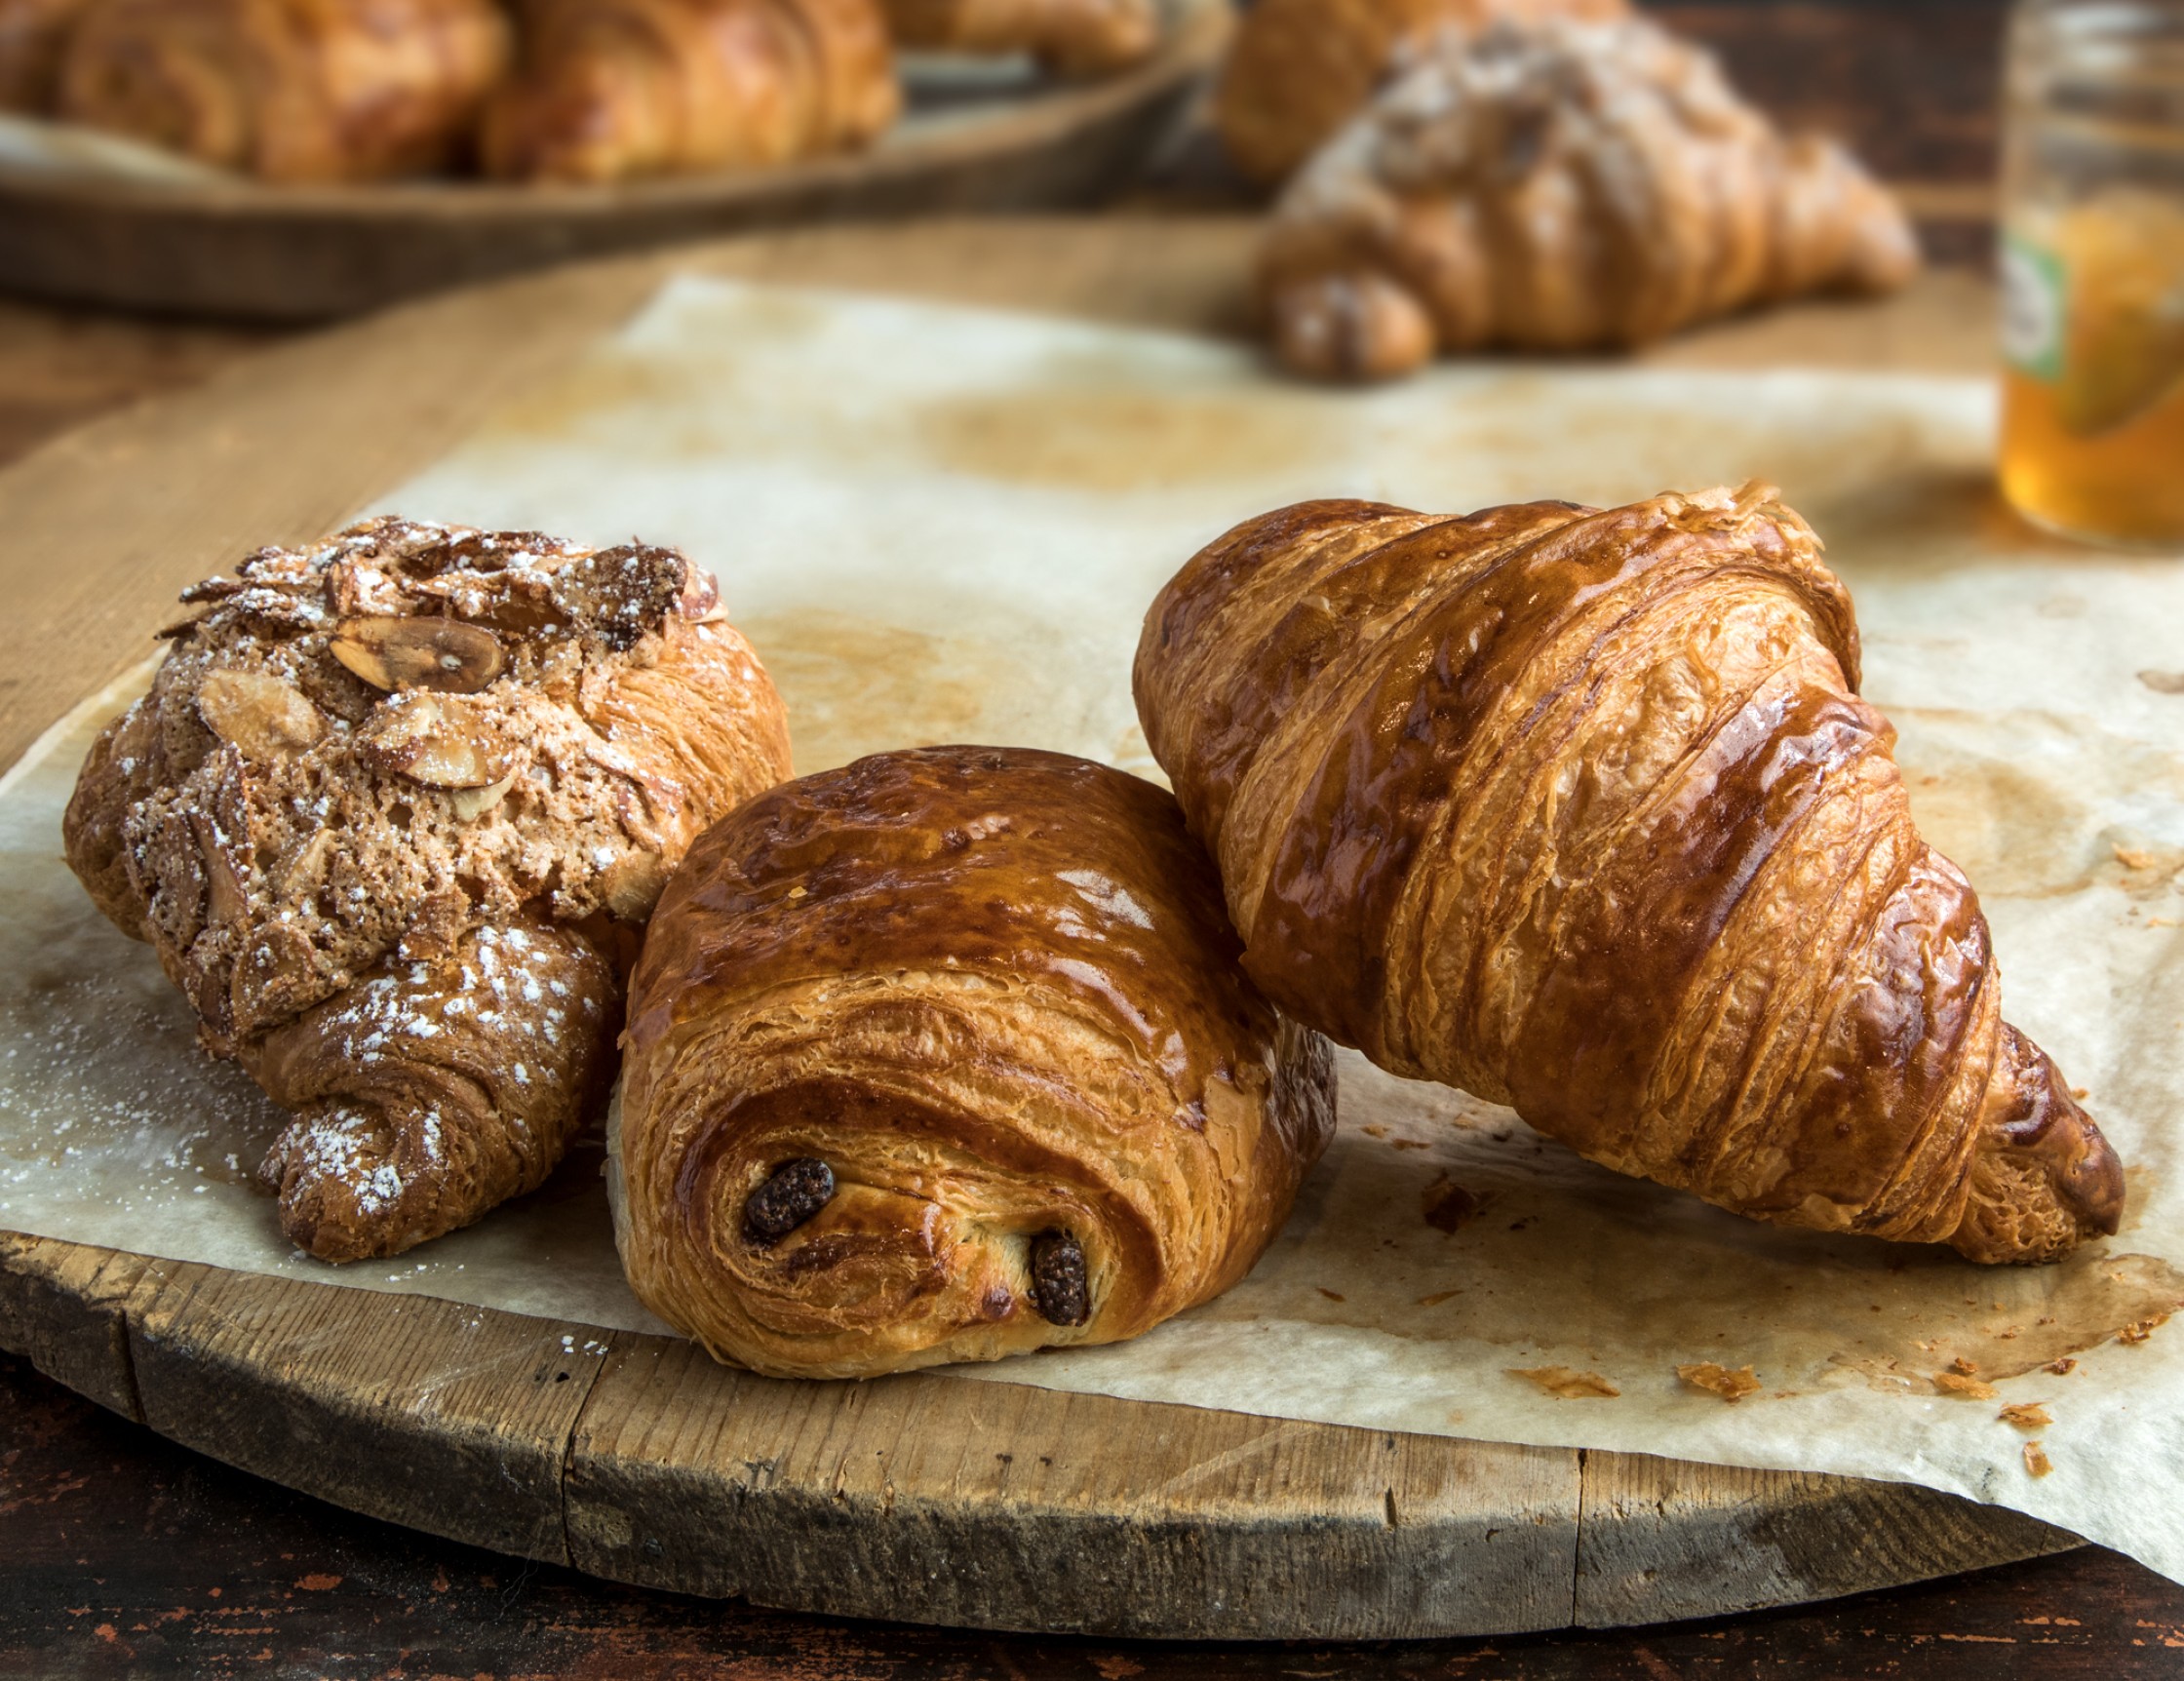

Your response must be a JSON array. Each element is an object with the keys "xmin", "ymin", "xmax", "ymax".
[
  {"xmin": 64, "ymin": 518, "xmax": 793, "ymax": 1261},
  {"xmin": 611, "ymin": 745, "xmax": 1336, "ymax": 1378},
  {"xmin": 1259, "ymin": 17, "xmax": 1920, "ymax": 378},
  {"xmin": 1214, "ymin": 0, "xmax": 1624, "ymax": 187},
  {"xmin": 878, "ymin": 0, "xmax": 1155, "ymax": 78},
  {"xmin": 1133, "ymin": 485, "xmax": 2125, "ymax": 1264},
  {"xmin": 0, "ymin": 0, "xmax": 94, "ymax": 110},
  {"xmin": 56, "ymin": 0, "xmax": 511, "ymax": 181},
  {"xmin": 480, "ymin": 0, "xmax": 899, "ymax": 182}
]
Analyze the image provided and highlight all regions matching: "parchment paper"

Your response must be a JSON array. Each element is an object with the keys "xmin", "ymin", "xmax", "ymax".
[{"xmin": 7, "ymin": 276, "xmax": 2184, "ymax": 1582}]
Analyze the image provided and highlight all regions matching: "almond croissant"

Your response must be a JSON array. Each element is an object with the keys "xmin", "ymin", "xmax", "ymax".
[
  {"xmin": 1259, "ymin": 18, "xmax": 1920, "ymax": 379},
  {"xmin": 56, "ymin": 0, "xmax": 512, "ymax": 181},
  {"xmin": 64, "ymin": 518, "xmax": 792, "ymax": 1262},
  {"xmin": 480, "ymin": 0, "xmax": 899, "ymax": 182},
  {"xmin": 611, "ymin": 746, "xmax": 1336, "ymax": 1377},
  {"xmin": 1133, "ymin": 485, "xmax": 2125, "ymax": 1264}
]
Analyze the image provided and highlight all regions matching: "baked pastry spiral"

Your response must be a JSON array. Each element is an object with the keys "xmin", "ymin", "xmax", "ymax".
[
  {"xmin": 878, "ymin": 0, "xmax": 1155, "ymax": 79},
  {"xmin": 1133, "ymin": 484, "xmax": 2125, "ymax": 1264},
  {"xmin": 55, "ymin": 0, "xmax": 512, "ymax": 181},
  {"xmin": 0, "ymin": 0, "xmax": 93, "ymax": 110},
  {"xmin": 1259, "ymin": 17, "xmax": 1920, "ymax": 378},
  {"xmin": 1214, "ymin": 0, "xmax": 1623, "ymax": 187},
  {"xmin": 63, "ymin": 517, "xmax": 792, "ymax": 1261},
  {"xmin": 611, "ymin": 745, "xmax": 1336, "ymax": 1378},
  {"xmin": 480, "ymin": 0, "xmax": 899, "ymax": 182}
]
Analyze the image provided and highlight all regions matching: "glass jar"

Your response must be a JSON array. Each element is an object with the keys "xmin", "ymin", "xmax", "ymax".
[{"xmin": 1998, "ymin": 0, "xmax": 2184, "ymax": 550}]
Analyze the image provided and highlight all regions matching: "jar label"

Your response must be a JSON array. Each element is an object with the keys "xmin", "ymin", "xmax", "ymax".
[{"xmin": 2001, "ymin": 233, "xmax": 2067, "ymax": 381}]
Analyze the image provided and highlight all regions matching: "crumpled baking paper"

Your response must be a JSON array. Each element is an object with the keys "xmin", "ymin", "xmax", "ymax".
[{"xmin": 6, "ymin": 276, "xmax": 2184, "ymax": 1583}]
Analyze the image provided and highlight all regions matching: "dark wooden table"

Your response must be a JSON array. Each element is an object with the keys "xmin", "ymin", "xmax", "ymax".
[
  {"xmin": 8, "ymin": 1349, "xmax": 2184, "ymax": 1678},
  {"xmin": 7, "ymin": 1, "xmax": 2181, "ymax": 1673}
]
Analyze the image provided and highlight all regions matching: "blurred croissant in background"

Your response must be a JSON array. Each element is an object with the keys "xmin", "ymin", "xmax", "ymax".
[
  {"xmin": 482, "ymin": 0, "xmax": 899, "ymax": 181},
  {"xmin": 1260, "ymin": 16, "xmax": 1920, "ymax": 379},
  {"xmin": 1216, "ymin": 0, "xmax": 1624, "ymax": 187},
  {"xmin": 878, "ymin": 0, "xmax": 1155, "ymax": 78},
  {"xmin": 51, "ymin": 0, "xmax": 512, "ymax": 180},
  {"xmin": 0, "ymin": 0, "xmax": 92, "ymax": 109}
]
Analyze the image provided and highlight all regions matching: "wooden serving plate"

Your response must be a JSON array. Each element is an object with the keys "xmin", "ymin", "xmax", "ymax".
[
  {"xmin": 0, "ymin": 6, "xmax": 1223, "ymax": 322},
  {"xmin": 0, "ymin": 219, "xmax": 2074, "ymax": 1640}
]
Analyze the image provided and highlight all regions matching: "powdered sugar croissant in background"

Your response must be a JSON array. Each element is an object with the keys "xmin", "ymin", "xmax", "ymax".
[
  {"xmin": 1214, "ymin": 0, "xmax": 1626, "ymax": 187},
  {"xmin": 1259, "ymin": 17, "xmax": 1920, "ymax": 379},
  {"xmin": 63, "ymin": 518, "xmax": 793, "ymax": 1262}
]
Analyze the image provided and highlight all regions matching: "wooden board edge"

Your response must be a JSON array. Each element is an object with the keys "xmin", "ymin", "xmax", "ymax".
[
  {"xmin": 561, "ymin": 1333, "xmax": 1584, "ymax": 1640},
  {"xmin": 1575, "ymin": 1448, "xmax": 2082, "ymax": 1629},
  {"xmin": 0, "ymin": 1234, "xmax": 2094, "ymax": 1639}
]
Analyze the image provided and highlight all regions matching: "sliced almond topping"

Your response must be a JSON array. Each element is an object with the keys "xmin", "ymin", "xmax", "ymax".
[
  {"xmin": 677, "ymin": 563, "xmax": 721, "ymax": 620},
  {"xmin": 278, "ymin": 829, "xmax": 334, "ymax": 895},
  {"xmin": 189, "ymin": 811, "xmax": 248, "ymax": 924},
  {"xmin": 600, "ymin": 849, "xmax": 666, "ymax": 919},
  {"xmin": 1677, "ymin": 1362, "xmax": 1763, "ymax": 1403},
  {"xmin": 197, "ymin": 669, "xmax": 326, "ymax": 761},
  {"xmin": 356, "ymin": 693, "xmax": 515, "ymax": 790},
  {"xmin": 331, "ymin": 615, "xmax": 504, "ymax": 693},
  {"xmin": 450, "ymin": 767, "xmax": 519, "ymax": 821}
]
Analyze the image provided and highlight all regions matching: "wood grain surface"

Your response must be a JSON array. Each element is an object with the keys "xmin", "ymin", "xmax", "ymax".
[{"xmin": 0, "ymin": 215, "xmax": 2086, "ymax": 1643}]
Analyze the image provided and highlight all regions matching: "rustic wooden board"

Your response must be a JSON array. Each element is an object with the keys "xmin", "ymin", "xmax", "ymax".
[
  {"xmin": 0, "ymin": 219, "xmax": 2075, "ymax": 1639},
  {"xmin": 0, "ymin": 6, "xmax": 1223, "ymax": 323}
]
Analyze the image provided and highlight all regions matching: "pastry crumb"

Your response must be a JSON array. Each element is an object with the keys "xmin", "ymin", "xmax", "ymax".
[
  {"xmin": 1933, "ymin": 1371, "xmax": 1999, "ymax": 1400},
  {"xmin": 1316, "ymin": 1287, "xmax": 1346, "ymax": 1303},
  {"xmin": 1999, "ymin": 1402, "xmax": 2051, "ymax": 1430},
  {"xmin": 2023, "ymin": 1441, "xmax": 2053, "ymax": 1478},
  {"xmin": 1422, "ymin": 1179, "xmax": 1481, "ymax": 1233},
  {"xmin": 1676, "ymin": 1362, "xmax": 1762, "ymax": 1403},
  {"xmin": 1948, "ymin": 1355, "xmax": 1980, "ymax": 1377},
  {"xmin": 2048, "ymin": 1356, "xmax": 2077, "ymax": 1375},
  {"xmin": 2117, "ymin": 1314, "xmax": 2168, "ymax": 1345},
  {"xmin": 1360, "ymin": 1123, "xmax": 1387, "ymax": 1138},
  {"xmin": 1416, "ymin": 1289, "xmax": 1461, "ymax": 1307},
  {"xmin": 1508, "ymin": 1366, "xmax": 1619, "ymax": 1399}
]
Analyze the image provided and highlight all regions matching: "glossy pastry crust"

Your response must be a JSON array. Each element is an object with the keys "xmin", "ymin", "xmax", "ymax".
[
  {"xmin": 56, "ymin": 0, "xmax": 512, "ymax": 181},
  {"xmin": 480, "ymin": 0, "xmax": 899, "ymax": 181},
  {"xmin": 1133, "ymin": 484, "xmax": 2124, "ymax": 1264},
  {"xmin": 1259, "ymin": 18, "xmax": 1919, "ymax": 377},
  {"xmin": 63, "ymin": 517, "xmax": 792, "ymax": 1261},
  {"xmin": 613, "ymin": 745, "xmax": 1337, "ymax": 1378}
]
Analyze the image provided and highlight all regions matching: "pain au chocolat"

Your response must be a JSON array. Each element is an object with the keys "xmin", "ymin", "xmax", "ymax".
[
  {"xmin": 63, "ymin": 517, "xmax": 792, "ymax": 1262},
  {"xmin": 1133, "ymin": 484, "xmax": 2124, "ymax": 1264},
  {"xmin": 610, "ymin": 745, "xmax": 1336, "ymax": 1378}
]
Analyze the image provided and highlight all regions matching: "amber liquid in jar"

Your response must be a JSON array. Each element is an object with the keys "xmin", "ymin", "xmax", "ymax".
[{"xmin": 1999, "ymin": 4, "xmax": 2184, "ymax": 550}]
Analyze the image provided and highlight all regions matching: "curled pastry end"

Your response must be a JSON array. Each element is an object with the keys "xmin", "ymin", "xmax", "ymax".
[
  {"xmin": 257, "ymin": 1099, "xmax": 459, "ymax": 1264},
  {"xmin": 1949, "ymin": 1028, "xmax": 2126, "ymax": 1264},
  {"xmin": 1269, "ymin": 271, "xmax": 1436, "ymax": 382}
]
